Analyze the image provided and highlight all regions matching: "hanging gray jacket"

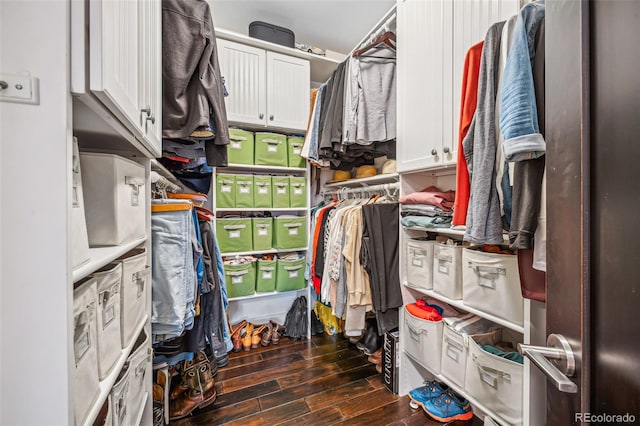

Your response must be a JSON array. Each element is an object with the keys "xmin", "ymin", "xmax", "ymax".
[
  {"xmin": 463, "ymin": 21, "xmax": 506, "ymax": 245},
  {"xmin": 162, "ymin": 0, "xmax": 230, "ymax": 166}
]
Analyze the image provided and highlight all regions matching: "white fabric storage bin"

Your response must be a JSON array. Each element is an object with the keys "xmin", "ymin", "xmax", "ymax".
[
  {"xmin": 462, "ymin": 247, "xmax": 524, "ymax": 326},
  {"xmin": 440, "ymin": 322, "xmax": 501, "ymax": 389},
  {"xmin": 401, "ymin": 307, "xmax": 443, "ymax": 374},
  {"xmin": 110, "ymin": 362, "xmax": 131, "ymax": 426},
  {"xmin": 116, "ymin": 248, "xmax": 148, "ymax": 348},
  {"xmin": 405, "ymin": 238, "xmax": 435, "ymax": 291},
  {"xmin": 126, "ymin": 329, "xmax": 151, "ymax": 423},
  {"xmin": 71, "ymin": 137, "xmax": 90, "ymax": 269},
  {"xmin": 433, "ymin": 242, "xmax": 463, "ymax": 299},
  {"xmin": 73, "ymin": 277, "xmax": 100, "ymax": 426},
  {"xmin": 93, "ymin": 263, "xmax": 123, "ymax": 380},
  {"xmin": 80, "ymin": 153, "xmax": 146, "ymax": 246},
  {"xmin": 465, "ymin": 333, "xmax": 524, "ymax": 425}
]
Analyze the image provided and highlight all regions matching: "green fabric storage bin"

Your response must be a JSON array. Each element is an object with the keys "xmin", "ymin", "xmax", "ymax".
[
  {"xmin": 272, "ymin": 176, "xmax": 290, "ymax": 208},
  {"xmin": 228, "ymin": 128, "xmax": 254, "ymax": 165},
  {"xmin": 289, "ymin": 177, "xmax": 307, "ymax": 208},
  {"xmin": 273, "ymin": 216, "xmax": 307, "ymax": 249},
  {"xmin": 276, "ymin": 257, "xmax": 306, "ymax": 291},
  {"xmin": 234, "ymin": 175, "xmax": 254, "ymax": 208},
  {"xmin": 256, "ymin": 260, "xmax": 277, "ymax": 293},
  {"xmin": 255, "ymin": 132, "xmax": 288, "ymax": 166},
  {"xmin": 287, "ymin": 136, "xmax": 306, "ymax": 168},
  {"xmin": 253, "ymin": 176, "xmax": 272, "ymax": 208},
  {"xmin": 216, "ymin": 174, "xmax": 236, "ymax": 208},
  {"xmin": 216, "ymin": 218, "xmax": 253, "ymax": 253},
  {"xmin": 225, "ymin": 261, "xmax": 256, "ymax": 298},
  {"xmin": 252, "ymin": 218, "xmax": 273, "ymax": 251}
]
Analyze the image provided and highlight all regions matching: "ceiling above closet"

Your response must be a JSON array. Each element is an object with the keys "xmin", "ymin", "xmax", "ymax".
[{"xmin": 209, "ymin": 0, "xmax": 395, "ymax": 55}]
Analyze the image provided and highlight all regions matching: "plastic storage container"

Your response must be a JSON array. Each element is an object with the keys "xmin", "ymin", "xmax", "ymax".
[
  {"xmin": 116, "ymin": 248, "xmax": 148, "ymax": 348},
  {"xmin": 432, "ymin": 242, "xmax": 463, "ymax": 299},
  {"xmin": 405, "ymin": 238, "xmax": 436, "ymax": 291},
  {"xmin": 93, "ymin": 262, "xmax": 122, "ymax": 380},
  {"xmin": 253, "ymin": 175, "xmax": 272, "ymax": 208},
  {"xmin": 80, "ymin": 153, "xmax": 146, "ymax": 246},
  {"xmin": 401, "ymin": 306, "xmax": 443, "ymax": 374},
  {"xmin": 289, "ymin": 176, "xmax": 307, "ymax": 208},
  {"xmin": 273, "ymin": 216, "xmax": 307, "ymax": 249},
  {"xmin": 73, "ymin": 277, "xmax": 100, "ymax": 426},
  {"xmin": 271, "ymin": 176, "xmax": 291, "ymax": 208},
  {"xmin": 256, "ymin": 259, "xmax": 277, "ymax": 293},
  {"xmin": 228, "ymin": 128, "xmax": 255, "ymax": 165},
  {"xmin": 255, "ymin": 132, "xmax": 288, "ymax": 166},
  {"xmin": 125, "ymin": 329, "xmax": 151, "ymax": 423},
  {"xmin": 249, "ymin": 21, "xmax": 295, "ymax": 48},
  {"xmin": 252, "ymin": 217, "xmax": 273, "ymax": 251},
  {"xmin": 225, "ymin": 261, "xmax": 256, "ymax": 298},
  {"xmin": 462, "ymin": 247, "xmax": 524, "ymax": 326},
  {"xmin": 287, "ymin": 136, "xmax": 306, "ymax": 168},
  {"xmin": 465, "ymin": 331, "xmax": 524, "ymax": 425},
  {"xmin": 234, "ymin": 175, "xmax": 254, "ymax": 208},
  {"xmin": 216, "ymin": 174, "xmax": 236, "ymax": 208},
  {"xmin": 71, "ymin": 137, "xmax": 90, "ymax": 269},
  {"xmin": 276, "ymin": 256, "xmax": 306, "ymax": 291}
]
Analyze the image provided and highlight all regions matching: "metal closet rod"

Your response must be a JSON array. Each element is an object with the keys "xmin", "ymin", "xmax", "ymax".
[
  {"xmin": 321, "ymin": 182, "xmax": 400, "ymax": 198},
  {"xmin": 348, "ymin": 4, "xmax": 397, "ymax": 57}
]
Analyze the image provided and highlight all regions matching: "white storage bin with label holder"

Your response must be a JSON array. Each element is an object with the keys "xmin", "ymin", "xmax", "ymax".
[
  {"xmin": 465, "ymin": 331, "xmax": 524, "ymax": 425},
  {"xmin": 433, "ymin": 242, "xmax": 463, "ymax": 299},
  {"xmin": 73, "ymin": 277, "xmax": 100, "ymax": 426},
  {"xmin": 80, "ymin": 153, "xmax": 146, "ymax": 246},
  {"xmin": 401, "ymin": 306, "xmax": 444, "ymax": 374},
  {"xmin": 71, "ymin": 137, "xmax": 90, "ymax": 269},
  {"xmin": 110, "ymin": 362, "xmax": 131, "ymax": 426},
  {"xmin": 93, "ymin": 262, "xmax": 123, "ymax": 380},
  {"xmin": 440, "ymin": 317, "xmax": 502, "ymax": 389},
  {"xmin": 126, "ymin": 329, "xmax": 151, "ymax": 423},
  {"xmin": 462, "ymin": 247, "xmax": 524, "ymax": 326},
  {"xmin": 405, "ymin": 238, "xmax": 435, "ymax": 290},
  {"xmin": 116, "ymin": 248, "xmax": 148, "ymax": 348}
]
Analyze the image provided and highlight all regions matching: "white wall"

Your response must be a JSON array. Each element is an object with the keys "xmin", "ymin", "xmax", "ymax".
[{"xmin": 0, "ymin": 1, "xmax": 72, "ymax": 424}]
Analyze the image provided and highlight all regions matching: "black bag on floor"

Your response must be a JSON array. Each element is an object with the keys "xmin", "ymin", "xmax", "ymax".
[{"xmin": 283, "ymin": 296, "xmax": 308, "ymax": 340}]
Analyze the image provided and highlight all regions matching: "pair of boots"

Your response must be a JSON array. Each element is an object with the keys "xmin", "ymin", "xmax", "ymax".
[
  {"xmin": 169, "ymin": 352, "xmax": 217, "ymax": 421},
  {"xmin": 230, "ymin": 320, "xmax": 282, "ymax": 352}
]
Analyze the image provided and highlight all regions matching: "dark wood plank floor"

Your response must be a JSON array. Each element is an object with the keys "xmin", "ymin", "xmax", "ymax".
[{"xmin": 173, "ymin": 334, "xmax": 478, "ymax": 425}]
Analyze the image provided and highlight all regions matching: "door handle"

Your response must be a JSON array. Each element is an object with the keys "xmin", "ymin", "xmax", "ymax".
[{"xmin": 518, "ymin": 333, "xmax": 578, "ymax": 393}]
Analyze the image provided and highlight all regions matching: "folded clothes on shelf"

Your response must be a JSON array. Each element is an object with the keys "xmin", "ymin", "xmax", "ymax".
[{"xmin": 401, "ymin": 215, "xmax": 453, "ymax": 228}]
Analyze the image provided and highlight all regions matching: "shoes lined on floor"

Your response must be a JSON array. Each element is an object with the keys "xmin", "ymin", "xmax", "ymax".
[{"xmin": 409, "ymin": 381, "xmax": 473, "ymax": 423}]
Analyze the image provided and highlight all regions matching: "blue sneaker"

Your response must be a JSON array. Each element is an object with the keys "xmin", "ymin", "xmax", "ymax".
[
  {"xmin": 408, "ymin": 381, "xmax": 449, "ymax": 408},
  {"xmin": 422, "ymin": 390, "xmax": 473, "ymax": 422}
]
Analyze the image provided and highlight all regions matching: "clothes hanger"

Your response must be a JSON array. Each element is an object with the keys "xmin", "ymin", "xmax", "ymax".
[{"xmin": 352, "ymin": 31, "xmax": 396, "ymax": 58}]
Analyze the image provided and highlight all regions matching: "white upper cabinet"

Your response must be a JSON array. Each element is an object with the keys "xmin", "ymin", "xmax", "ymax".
[
  {"xmin": 90, "ymin": 0, "xmax": 141, "ymax": 133},
  {"xmin": 267, "ymin": 52, "xmax": 311, "ymax": 131},
  {"xmin": 397, "ymin": 0, "xmax": 453, "ymax": 172},
  {"xmin": 138, "ymin": 0, "xmax": 162, "ymax": 156},
  {"xmin": 396, "ymin": 0, "xmax": 519, "ymax": 173},
  {"xmin": 217, "ymin": 39, "xmax": 267, "ymax": 127},
  {"xmin": 218, "ymin": 38, "xmax": 310, "ymax": 132}
]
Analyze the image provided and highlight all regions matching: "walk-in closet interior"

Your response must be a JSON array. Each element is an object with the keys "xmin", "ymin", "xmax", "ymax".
[{"xmin": 2, "ymin": 0, "xmax": 639, "ymax": 425}]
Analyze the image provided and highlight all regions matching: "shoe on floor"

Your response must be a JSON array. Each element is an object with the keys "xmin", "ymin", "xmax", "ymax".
[
  {"xmin": 367, "ymin": 348, "xmax": 383, "ymax": 365},
  {"xmin": 408, "ymin": 381, "xmax": 449, "ymax": 408},
  {"xmin": 422, "ymin": 390, "xmax": 473, "ymax": 423}
]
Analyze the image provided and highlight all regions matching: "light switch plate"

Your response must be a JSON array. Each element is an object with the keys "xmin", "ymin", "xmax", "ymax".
[{"xmin": 0, "ymin": 73, "xmax": 40, "ymax": 105}]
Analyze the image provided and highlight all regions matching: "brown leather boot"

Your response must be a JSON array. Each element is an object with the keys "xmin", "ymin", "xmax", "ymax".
[
  {"xmin": 368, "ymin": 348, "xmax": 383, "ymax": 365},
  {"xmin": 169, "ymin": 386, "xmax": 217, "ymax": 421},
  {"xmin": 169, "ymin": 352, "xmax": 217, "ymax": 420}
]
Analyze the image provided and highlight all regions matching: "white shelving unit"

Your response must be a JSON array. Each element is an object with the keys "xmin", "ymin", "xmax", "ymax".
[
  {"xmin": 72, "ymin": 236, "xmax": 148, "ymax": 282},
  {"xmin": 220, "ymin": 247, "xmax": 308, "ymax": 257},
  {"xmin": 403, "ymin": 225, "xmax": 465, "ymax": 238},
  {"xmin": 225, "ymin": 163, "xmax": 307, "ymax": 173},
  {"xmin": 324, "ymin": 172, "xmax": 399, "ymax": 188},
  {"xmin": 228, "ymin": 288, "xmax": 308, "ymax": 302},
  {"xmin": 217, "ymin": 208, "xmax": 308, "ymax": 213}
]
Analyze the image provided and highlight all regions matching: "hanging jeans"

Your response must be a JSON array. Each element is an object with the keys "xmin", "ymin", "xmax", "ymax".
[{"xmin": 151, "ymin": 201, "xmax": 196, "ymax": 342}]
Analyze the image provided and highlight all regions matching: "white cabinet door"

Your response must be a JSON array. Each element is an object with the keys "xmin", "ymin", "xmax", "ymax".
[
  {"xmin": 138, "ymin": 0, "xmax": 162, "ymax": 157},
  {"xmin": 90, "ymin": 0, "xmax": 142, "ymax": 136},
  {"xmin": 218, "ymin": 39, "xmax": 267, "ymax": 127},
  {"xmin": 397, "ymin": 0, "xmax": 453, "ymax": 172},
  {"xmin": 266, "ymin": 52, "xmax": 310, "ymax": 131}
]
